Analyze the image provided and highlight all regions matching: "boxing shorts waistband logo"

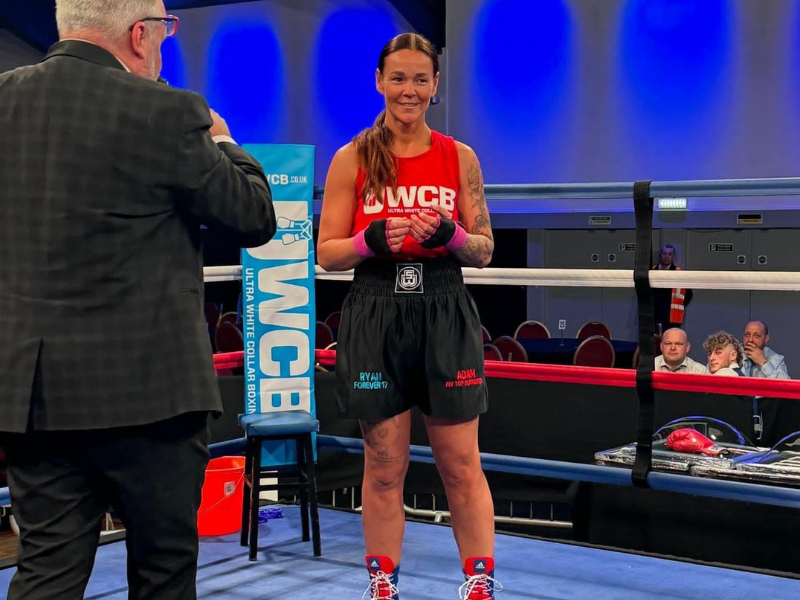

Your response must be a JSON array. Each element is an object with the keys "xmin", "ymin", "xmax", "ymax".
[{"xmin": 395, "ymin": 263, "xmax": 423, "ymax": 294}]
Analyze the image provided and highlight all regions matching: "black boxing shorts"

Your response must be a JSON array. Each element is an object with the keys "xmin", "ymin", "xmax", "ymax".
[{"xmin": 334, "ymin": 256, "xmax": 488, "ymax": 420}]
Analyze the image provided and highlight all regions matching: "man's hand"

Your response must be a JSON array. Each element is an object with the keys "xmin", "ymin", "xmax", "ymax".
[
  {"xmin": 744, "ymin": 343, "xmax": 767, "ymax": 367},
  {"xmin": 209, "ymin": 109, "xmax": 232, "ymax": 138}
]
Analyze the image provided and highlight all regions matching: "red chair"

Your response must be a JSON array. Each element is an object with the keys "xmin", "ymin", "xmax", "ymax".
[
  {"xmin": 219, "ymin": 311, "xmax": 238, "ymax": 326},
  {"xmin": 577, "ymin": 321, "xmax": 612, "ymax": 340},
  {"xmin": 316, "ymin": 321, "xmax": 335, "ymax": 350},
  {"xmin": 483, "ymin": 343, "xmax": 502, "ymax": 361},
  {"xmin": 481, "ymin": 325, "xmax": 491, "ymax": 343},
  {"xmin": 493, "ymin": 336, "xmax": 528, "ymax": 363},
  {"xmin": 514, "ymin": 320, "xmax": 550, "ymax": 340},
  {"xmin": 573, "ymin": 335, "xmax": 615, "ymax": 368},
  {"xmin": 325, "ymin": 311, "xmax": 341, "ymax": 331},
  {"xmin": 215, "ymin": 322, "xmax": 243, "ymax": 353}
]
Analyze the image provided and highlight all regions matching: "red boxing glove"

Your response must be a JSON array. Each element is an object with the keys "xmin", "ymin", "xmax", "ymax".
[{"xmin": 665, "ymin": 428, "xmax": 720, "ymax": 456}]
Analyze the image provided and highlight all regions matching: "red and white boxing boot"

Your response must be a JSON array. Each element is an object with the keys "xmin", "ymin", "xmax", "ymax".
[
  {"xmin": 459, "ymin": 557, "xmax": 502, "ymax": 599},
  {"xmin": 363, "ymin": 555, "xmax": 400, "ymax": 599}
]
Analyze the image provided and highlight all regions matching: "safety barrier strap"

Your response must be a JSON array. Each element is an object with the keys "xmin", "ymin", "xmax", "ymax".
[{"xmin": 632, "ymin": 181, "xmax": 655, "ymax": 488}]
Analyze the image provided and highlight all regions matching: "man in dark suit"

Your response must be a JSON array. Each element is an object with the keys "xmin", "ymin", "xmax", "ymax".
[{"xmin": 0, "ymin": 1, "xmax": 276, "ymax": 598}]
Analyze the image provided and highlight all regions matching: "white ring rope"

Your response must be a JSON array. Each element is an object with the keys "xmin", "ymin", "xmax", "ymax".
[
  {"xmin": 203, "ymin": 265, "xmax": 800, "ymax": 292},
  {"xmin": 203, "ymin": 266, "xmax": 243, "ymax": 283}
]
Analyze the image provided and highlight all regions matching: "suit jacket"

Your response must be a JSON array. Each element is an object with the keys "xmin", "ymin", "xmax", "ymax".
[{"xmin": 0, "ymin": 41, "xmax": 276, "ymax": 433}]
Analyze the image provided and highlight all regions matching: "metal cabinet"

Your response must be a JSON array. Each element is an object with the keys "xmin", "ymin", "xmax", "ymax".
[
  {"xmin": 683, "ymin": 230, "xmax": 752, "ymax": 362},
  {"xmin": 542, "ymin": 230, "xmax": 603, "ymax": 338},
  {"xmin": 527, "ymin": 227, "xmax": 800, "ymax": 370},
  {"xmin": 541, "ymin": 230, "xmax": 660, "ymax": 341},
  {"xmin": 601, "ymin": 230, "xmax": 641, "ymax": 342},
  {"xmin": 750, "ymin": 230, "xmax": 800, "ymax": 375},
  {"xmin": 751, "ymin": 230, "xmax": 799, "ymax": 272}
]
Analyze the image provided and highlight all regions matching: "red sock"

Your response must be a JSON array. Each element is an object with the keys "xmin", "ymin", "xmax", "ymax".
[
  {"xmin": 365, "ymin": 555, "xmax": 400, "ymax": 599},
  {"xmin": 463, "ymin": 557, "xmax": 495, "ymax": 599}
]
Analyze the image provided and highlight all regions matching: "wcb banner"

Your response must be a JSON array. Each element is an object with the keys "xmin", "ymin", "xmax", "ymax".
[{"xmin": 241, "ymin": 144, "xmax": 316, "ymax": 467}]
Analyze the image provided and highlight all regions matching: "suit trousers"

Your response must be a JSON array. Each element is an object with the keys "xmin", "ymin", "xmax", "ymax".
[{"xmin": 1, "ymin": 412, "xmax": 210, "ymax": 600}]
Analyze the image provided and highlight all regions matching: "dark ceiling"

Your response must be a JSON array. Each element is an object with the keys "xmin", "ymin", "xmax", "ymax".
[{"xmin": 0, "ymin": 0, "xmax": 445, "ymax": 53}]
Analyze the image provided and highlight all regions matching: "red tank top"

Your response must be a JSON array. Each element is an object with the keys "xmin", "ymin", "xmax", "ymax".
[{"xmin": 351, "ymin": 130, "xmax": 461, "ymax": 260}]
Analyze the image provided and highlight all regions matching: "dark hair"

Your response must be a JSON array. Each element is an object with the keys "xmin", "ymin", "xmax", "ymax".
[
  {"xmin": 661, "ymin": 244, "xmax": 676, "ymax": 255},
  {"xmin": 353, "ymin": 33, "xmax": 440, "ymax": 204}
]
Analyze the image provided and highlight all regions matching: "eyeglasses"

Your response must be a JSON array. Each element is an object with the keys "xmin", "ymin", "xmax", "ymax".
[{"xmin": 131, "ymin": 15, "xmax": 179, "ymax": 37}]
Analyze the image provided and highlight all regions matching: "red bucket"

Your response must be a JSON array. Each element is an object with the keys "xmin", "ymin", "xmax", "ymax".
[{"xmin": 198, "ymin": 456, "xmax": 246, "ymax": 536}]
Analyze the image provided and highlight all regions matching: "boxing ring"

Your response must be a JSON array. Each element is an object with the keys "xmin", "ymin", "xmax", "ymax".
[
  {"xmin": 5, "ymin": 177, "xmax": 800, "ymax": 597},
  {"xmin": 216, "ymin": 349, "xmax": 800, "ymax": 507},
  {"xmin": 204, "ymin": 177, "xmax": 800, "ymax": 509},
  {"xmin": 205, "ymin": 176, "xmax": 800, "ymax": 597}
]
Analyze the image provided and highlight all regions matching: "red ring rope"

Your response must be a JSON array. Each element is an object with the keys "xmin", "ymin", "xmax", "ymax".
[
  {"xmin": 212, "ymin": 350, "xmax": 800, "ymax": 400},
  {"xmin": 213, "ymin": 351, "xmax": 245, "ymax": 371}
]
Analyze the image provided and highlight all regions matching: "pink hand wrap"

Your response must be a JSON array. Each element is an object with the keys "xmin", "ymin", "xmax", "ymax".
[
  {"xmin": 353, "ymin": 229, "xmax": 375, "ymax": 258},
  {"xmin": 444, "ymin": 222, "xmax": 468, "ymax": 251}
]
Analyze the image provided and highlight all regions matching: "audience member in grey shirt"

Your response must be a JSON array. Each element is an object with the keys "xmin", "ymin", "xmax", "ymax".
[
  {"xmin": 741, "ymin": 321, "xmax": 789, "ymax": 379},
  {"xmin": 655, "ymin": 328, "xmax": 708, "ymax": 374}
]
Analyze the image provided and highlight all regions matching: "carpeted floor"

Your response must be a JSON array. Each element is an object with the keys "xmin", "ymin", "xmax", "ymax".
[{"xmin": 1, "ymin": 506, "xmax": 799, "ymax": 599}]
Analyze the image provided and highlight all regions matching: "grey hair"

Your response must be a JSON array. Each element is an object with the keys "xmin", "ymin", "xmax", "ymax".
[{"xmin": 56, "ymin": 0, "xmax": 162, "ymax": 41}]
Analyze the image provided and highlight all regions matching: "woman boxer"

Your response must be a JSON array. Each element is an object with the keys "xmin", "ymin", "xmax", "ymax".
[{"xmin": 318, "ymin": 32, "xmax": 499, "ymax": 600}]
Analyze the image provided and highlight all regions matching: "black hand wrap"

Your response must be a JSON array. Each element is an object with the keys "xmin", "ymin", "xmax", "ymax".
[
  {"xmin": 419, "ymin": 217, "xmax": 457, "ymax": 249},
  {"xmin": 364, "ymin": 219, "xmax": 393, "ymax": 255}
]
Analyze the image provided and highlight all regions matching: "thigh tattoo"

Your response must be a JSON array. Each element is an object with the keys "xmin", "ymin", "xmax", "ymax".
[{"xmin": 360, "ymin": 418, "xmax": 406, "ymax": 463}]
